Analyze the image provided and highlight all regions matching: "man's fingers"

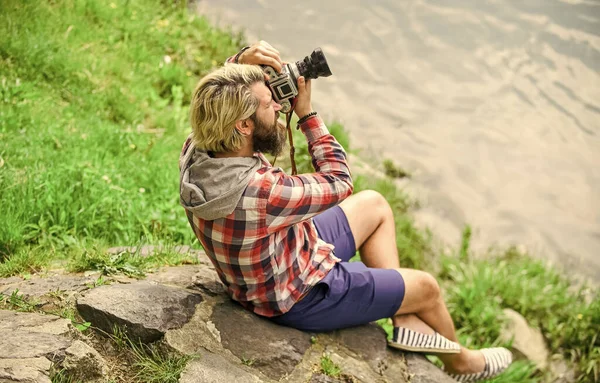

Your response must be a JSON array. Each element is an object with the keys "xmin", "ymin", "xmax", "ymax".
[
  {"xmin": 257, "ymin": 47, "xmax": 282, "ymax": 65},
  {"xmin": 259, "ymin": 54, "xmax": 283, "ymax": 73},
  {"xmin": 259, "ymin": 40, "xmax": 280, "ymax": 56},
  {"xmin": 297, "ymin": 76, "xmax": 306, "ymax": 93}
]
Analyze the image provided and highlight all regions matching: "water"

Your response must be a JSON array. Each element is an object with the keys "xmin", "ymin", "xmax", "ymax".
[{"xmin": 194, "ymin": 0, "xmax": 600, "ymax": 282}]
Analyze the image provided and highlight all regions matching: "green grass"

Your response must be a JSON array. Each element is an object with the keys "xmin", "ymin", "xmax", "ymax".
[
  {"xmin": 1, "ymin": 1, "xmax": 598, "ymax": 383},
  {"xmin": 320, "ymin": 354, "xmax": 342, "ymax": 378},
  {"xmin": 108, "ymin": 325, "xmax": 193, "ymax": 383},
  {"xmin": 0, "ymin": 289, "xmax": 39, "ymax": 312},
  {"xmin": 67, "ymin": 243, "xmax": 200, "ymax": 278},
  {"xmin": 0, "ymin": 0, "xmax": 241, "ymax": 264}
]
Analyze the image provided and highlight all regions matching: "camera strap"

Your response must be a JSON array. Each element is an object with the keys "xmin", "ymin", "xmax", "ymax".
[
  {"xmin": 272, "ymin": 99, "xmax": 298, "ymax": 175},
  {"xmin": 285, "ymin": 110, "xmax": 298, "ymax": 175}
]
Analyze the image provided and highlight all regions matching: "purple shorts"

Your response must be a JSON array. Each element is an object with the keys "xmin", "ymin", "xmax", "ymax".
[{"xmin": 270, "ymin": 206, "xmax": 405, "ymax": 332}]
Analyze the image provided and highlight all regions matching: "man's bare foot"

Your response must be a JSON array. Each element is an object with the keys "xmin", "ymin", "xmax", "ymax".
[{"xmin": 440, "ymin": 348, "xmax": 486, "ymax": 374}]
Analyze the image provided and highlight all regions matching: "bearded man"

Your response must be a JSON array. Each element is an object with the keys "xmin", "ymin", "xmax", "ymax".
[{"xmin": 178, "ymin": 41, "xmax": 512, "ymax": 382}]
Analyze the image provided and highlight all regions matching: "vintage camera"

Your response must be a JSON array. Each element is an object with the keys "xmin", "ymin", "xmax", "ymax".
[{"xmin": 262, "ymin": 48, "xmax": 332, "ymax": 113}]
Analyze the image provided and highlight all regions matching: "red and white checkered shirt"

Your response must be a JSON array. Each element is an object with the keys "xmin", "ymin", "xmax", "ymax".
[{"xmin": 182, "ymin": 115, "xmax": 353, "ymax": 316}]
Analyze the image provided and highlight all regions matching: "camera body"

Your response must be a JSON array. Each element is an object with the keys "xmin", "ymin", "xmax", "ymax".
[
  {"xmin": 262, "ymin": 64, "xmax": 299, "ymax": 113},
  {"xmin": 261, "ymin": 47, "xmax": 332, "ymax": 114}
]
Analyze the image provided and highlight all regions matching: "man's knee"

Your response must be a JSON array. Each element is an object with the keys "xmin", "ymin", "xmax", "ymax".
[
  {"xmin": 396, "ymin": 269, "xmax": 441, "ymax": 312},
  {"xmin": 357, "ymin": 190, "xmax": 391, "ymax": 218},
  {"xmin": 418, "ymin": 271, "xmax": 441, "ymax": 305}
]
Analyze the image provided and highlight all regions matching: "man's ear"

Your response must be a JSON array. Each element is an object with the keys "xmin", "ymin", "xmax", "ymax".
[{"xmin": 235, "ymin": 118, "xmax": 253, "ymax": 136}]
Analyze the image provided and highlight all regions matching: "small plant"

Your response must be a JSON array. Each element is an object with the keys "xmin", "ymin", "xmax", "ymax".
[
  {"xmin": 320, "ymin": 354, "xmax": 341, "ymax": 378},
  {"xmin": 69, "ymin": 251, "xmax": 146, "ymax": 278},
  {"xmin": 130, "ymin": 341, "xmax": 192, "ymax": 383},
  {"xmin": 0, "ymin": 289, "xmax": 38, "ymax": 312},
  {"xmin": 73, "ymin": 321, "xmax": 91, "ymax": 332},
  {"xmin": 49, "ymin": 366, "xmax": 79, "ymax": 383},
  {"xmin": 108, "ymin": 324, "xmax": 194, "ymax": 383},
  {"xmin": 110, "ymin": 324, "xmax": 130, "ymax": 351},
  {"xmin": 86, "ymin": 275, "xmax": 109, "ymax": 289},
  {"xmin": 240, "ymin": 356, "xmax": 255, "ymax": 366},
  {"xmin": 383, "ymin": 159, "xmax": 411, "ymax": 179}
]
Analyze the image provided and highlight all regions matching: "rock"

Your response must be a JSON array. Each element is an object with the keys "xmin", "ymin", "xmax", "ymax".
[
  {"xmin": 0, "ymin": 265, "xmax": 480, "ymax": 383},
  {"xmin": 0, "ymin": 274, "xmax": 93, "ymax": 301},
  {"xmin": 333, "ymin": 324, "xmax": 389, "ymax": 374},
  {"xmin": 146, "ymin": 265, "xmax": 201, "ymax": 288},
  {"xmin": 325, "ymin": 346, "xmax": 383, "ymax": 382},
  {"xmin": 404, "ymin": 353, "xmax": 457, "ymax": 383},
  {"xmin": 1, "ymin": 331, "xmax": 71, "ymax": 360},
  {"xmin": 210, "ymin": 299, "xmax": 312, "ymax": 380},
  {"xmin": 0, "ymin": 311, "xmax": 74, "ymax": 383},
  {"xmin": 549, "ymin": 355, "xmax": 577, "ymax": 383},
  {"xmin": 499, "ymin": 308, "xmax": 549, "ymax": 369},
  {"xmin": 62, "ymin": 340, "xmax": 108, "ymax": 381},
  {"xmin": 165, "ymin": 299, "xmax": 225, "ymax": 356},
  {"xmin": 308, "ymin": 374, "xmax": 343, "ymax": 383},
  {"xmin": 77, "ymin": 281, "xmax": 203, "ymax": 343},
  {"xmin": 179, "ymin": 349, "xmax": 262, "ymax": 383},
  {"xmin": 0, "ymin": 309, "xmax": 71, "ymax": 335},
  {"xmin": 192, "ymin": 267, "xmax": 226, "ymax": 296},
  {"xmin": 0, "ymin": 357, "xmax": 52, "ymax": 383}
]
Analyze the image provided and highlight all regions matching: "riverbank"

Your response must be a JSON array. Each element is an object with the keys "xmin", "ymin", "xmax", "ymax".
[{"xmin": 0, "ymin": 1, "xmax": 598, "ymax": 382}]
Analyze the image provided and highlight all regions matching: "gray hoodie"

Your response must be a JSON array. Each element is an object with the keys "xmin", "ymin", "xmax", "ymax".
[{"xmin": 179, "ymin": 137, "xmax": 262, "ymax": 220}]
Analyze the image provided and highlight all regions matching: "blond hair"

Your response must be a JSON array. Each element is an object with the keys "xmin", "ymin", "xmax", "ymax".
[{"xmin": 190, "ymin": 64, "xmax": 264, "ymax": 152}]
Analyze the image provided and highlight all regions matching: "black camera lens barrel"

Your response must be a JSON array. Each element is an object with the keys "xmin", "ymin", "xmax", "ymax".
[{"xmin": 295, "ymin": 47, "xmax": 332, "ymax": 80}]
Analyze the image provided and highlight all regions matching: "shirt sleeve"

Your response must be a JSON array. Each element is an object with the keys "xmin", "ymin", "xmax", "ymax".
[{"xmin": 264, "ymin": 115, "xmax": 353, "ymax": 232}]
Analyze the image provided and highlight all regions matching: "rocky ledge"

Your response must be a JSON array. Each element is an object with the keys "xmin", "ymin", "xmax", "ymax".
[{"xmin": 0, "ymin": 247, "xmax": 564, "ymax": 383}]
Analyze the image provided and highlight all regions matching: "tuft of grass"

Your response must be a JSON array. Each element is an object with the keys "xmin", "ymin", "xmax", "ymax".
[
  {"xmin": 383, "ymin": 159, "xmax": 411, "ymax": 179},
  {"xmin": 86, "ymin": 275, "xmax": 110, "ymax": 289},
  {"xmin": 50, "ymin": 366, "xmax": 81, "ymax": 383},
  {"xmin": 108, "ymin": 325, "xmax": 194, "ymax": 383},
  {"xmin": 68, "ymin": 243, "xmax": 199, "ymax": 277},
  {"xmin": 130, "ymin": 340, "xmax": 192, "ymax": 383},
  {"xmin": 69, "ymin": 250, "xmax": 147, "ymax": 278},
  {"xmin": 240, "ymin": 356, "xmax": 255, "ymax": 366},
  {"xmin": 320, "ymin": 354, "xmax": 341, "ymax": 378},
  {"xmin": 0, "ymin": 289, "xmax": 39, "ymax": 312},
  {"xmin": 0, "ymin": 246, "xmax": 53, "ymax": 277}
]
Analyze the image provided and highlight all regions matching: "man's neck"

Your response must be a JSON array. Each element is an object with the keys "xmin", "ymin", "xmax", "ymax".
[{"xmin": 212, "ymin": 146, "xmax": 254, "ymax": 158}]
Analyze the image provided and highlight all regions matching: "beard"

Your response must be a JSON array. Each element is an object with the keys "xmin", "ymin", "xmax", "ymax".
[{"xmin": 251, "ymin": 113, "xmax": 287, "ymax": 157}]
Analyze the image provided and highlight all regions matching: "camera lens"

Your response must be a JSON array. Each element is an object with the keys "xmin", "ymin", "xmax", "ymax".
[{"xmin": 296, "ymin": 48, "xmax": 332, "ymax": 80}]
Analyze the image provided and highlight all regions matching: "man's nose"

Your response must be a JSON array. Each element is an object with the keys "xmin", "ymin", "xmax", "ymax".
[{"xmin": 273, "ymin": 102, "xmax": 282, "ymax": 112}]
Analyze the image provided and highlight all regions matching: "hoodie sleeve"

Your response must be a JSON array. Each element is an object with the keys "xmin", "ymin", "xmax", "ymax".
[{"xmin": 264, "ymin": 115, "xmax": 354, "ymax": 232}]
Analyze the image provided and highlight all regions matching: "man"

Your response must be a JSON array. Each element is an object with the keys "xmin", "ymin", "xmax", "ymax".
[{"xmin": 179, "ymin": 41, "xmax": 512, "ymax": 382}]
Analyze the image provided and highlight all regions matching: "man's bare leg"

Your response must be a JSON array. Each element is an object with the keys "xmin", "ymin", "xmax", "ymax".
[
  {"xmin": 340, "ymin": 191, "xmax": 485, "ymax": 374},
  {"xmin": 395, "ymin": 268, "xmax": 485, "ymax": 374},
  {"xmin": 339, "ymin": 191, "xmax": 433, "ymax": 332}
]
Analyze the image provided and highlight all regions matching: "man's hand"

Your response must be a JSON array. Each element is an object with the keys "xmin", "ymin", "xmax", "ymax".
[
  {"xmin": 294, "ymin": 76, "xmax": 313, "ymax": 119},
  {"xmin": 238, "ymin": 41, "xmax": 283, "ymax": 73}
]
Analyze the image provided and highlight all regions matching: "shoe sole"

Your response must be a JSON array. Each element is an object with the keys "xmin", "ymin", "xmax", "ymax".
[{"xmin": 387, "ymin": 341, "xmax": 461, "ymax": 354}]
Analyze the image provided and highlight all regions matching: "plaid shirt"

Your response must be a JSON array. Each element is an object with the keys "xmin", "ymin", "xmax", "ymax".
[{"xmin": 182, "ymin": 115, "xmax": 353, "ymax": 316}]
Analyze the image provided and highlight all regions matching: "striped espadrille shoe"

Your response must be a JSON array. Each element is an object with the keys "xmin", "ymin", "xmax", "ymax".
[
  {"xmin": 447, "ymin": 347, "xmax": 513, "ymax": 382},
  {"xmin": 388, "ymin": 327, "xmax": 461, "ymax": 354}
]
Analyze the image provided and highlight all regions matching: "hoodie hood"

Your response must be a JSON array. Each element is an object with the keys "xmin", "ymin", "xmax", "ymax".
[{"xmin": 179, "ymin": 138, "xmax": 262, "ymax": 220}]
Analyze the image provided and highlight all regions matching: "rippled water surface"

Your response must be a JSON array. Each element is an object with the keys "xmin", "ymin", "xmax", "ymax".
[{"xmin": 195, "ymin": 0, "xmax": 600, "ymax": 281}]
